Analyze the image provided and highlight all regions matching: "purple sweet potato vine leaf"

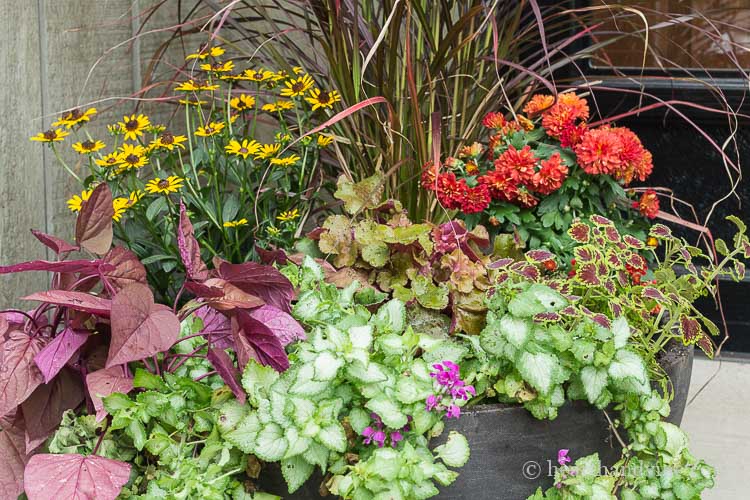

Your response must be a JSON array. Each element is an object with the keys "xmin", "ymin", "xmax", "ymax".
[
  {"xmin": 75, "ymin": 183, "xmax": 114, "ymax": 255},
  {"xmin": 85, "ymin": 367, "xmax": 134, "ymax": 422},
  {"xmin": 218, "ymin": 261, "xmax": 295, "ymax": 313},
  {"xmin": 232, "ymin": 309, "xmax": 289, "ymax": 372},
  {"xmin": 22, "ymin": 290, "xmax": 112, "ymax": 317},
  {"xmin": 24, "ymin": 453, "xmax": 131, "ymax": 500},
  {"xmin": 0, "ymin": 415, "xmax": 28, "ymax": 500},
  {"xmin": 207, "ymin": 348, "xmax": 246, "ymax": 404},
  {"xmin": 21, "ymin": 368, "xmax": 85, "ymax": 446},
  {"xmin": 33, "ymin": 328, "xmax": 89, "ymax": 384},
  {"xmin": 0, "ymin": 331, "xmax": 46, "ymax": 418},
  {"xmin": 106, "ymin": 284, "xmax": 180, "ymax": 367},
  {"xmin": 177, "ymin": 201, "xmax": 209, "ymax": 281},
  {"xmin": 250, "ymin": 305, "xmax": 305, "ymax": 346}
]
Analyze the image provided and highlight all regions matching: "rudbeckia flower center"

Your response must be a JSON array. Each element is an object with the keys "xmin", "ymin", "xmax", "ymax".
[
  {"xmin": 82, "ymin": 140, "xmax": 96, "ymax": 150},
  {"xmin": 318, "ymin": 91, "xmax": 331, "ymax": 103},
  {"xmin": 43, "ymin": 130, "xmax": 56, "ymax": 140},
  {"xmin": 158, "ymin": 179, "xmax": 170, "ymax": 189},
  {"xmin": 66, "ymin": 109, "xmax": 83, "ymax": 120},
  {"xmin": 291, "ymin": 82, "xmax": 305, "ymax": 93},
  {"xmin": 160, "ymin": 132, "xmax": 174, "ymax": 145},
  {"xmin": 125, "ymin": 154, "xmax": 139, "ymax": 164},
  {"xmin": 124, "ymin": 120, "xmax": 138, "ymax": 131},
  {"xmin": 239, "ymin": 147, "xmax": 248, "ymax": 154}
]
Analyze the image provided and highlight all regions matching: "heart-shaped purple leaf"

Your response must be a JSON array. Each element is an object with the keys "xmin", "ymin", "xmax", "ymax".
[
  {"xmin": 195, "ymin": 307, "xmax": 232, "ymax": 349},
  {"xmin": 75, "ymin": 183, "xmax": 114, "ymax": 255},
  {"xmin": 232, "ymin": 310, "xmax": 289, "ymax": 372},
  {"xmin": 0, "ymin": 260, "xmax": 101, "ymax": 275},
  {"xmin": 0, "ymin": 414, "xmax": 28, "ymax": 500},
  {"xmin": 33, "ymin": 329, "xmax": 89, "ymax": 384},
  {"xmin": 106, "ymin": 284, "xmax": 180, "ymax": 367},
  {"xmin": 249, "ymin": 305, "xmax": 305, "ymax": 346},
  {"xmin": 206, "ymin": 348, "xmax": 245, "ymax": 404},
  {"xmin": 24, "ymin": 453, "xmax": 131, "ymax": 500},
  {"xmin": 0, "ymin": 331, "xmax": 46, "ymax": 418},
  {"xmin": 30, "ymin": 230, "xmax": 79, "ymax": 254},
  {"xmin": 177, "ymin": 202, "xmax": 209, "ymax": 281},
  {"xmin": 22, "ymin": 291, "xmax": 112, "ymax": 317},
  {"xmin": 219, "ymin": 262, "xmax": 295, "ymax": 313},
  {"xmin": 85, "ymin": 367, "xmax": 134, "ymax": 422},
  {"xmin": 99, "ymin": 247, "xmax": 147, "ymax": 292},
  {"xmin": 21, "ymin": 368, "xmax": 85, "ymax": 447}
]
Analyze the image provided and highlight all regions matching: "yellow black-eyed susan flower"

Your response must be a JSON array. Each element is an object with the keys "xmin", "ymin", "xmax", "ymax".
[
  {"xmin": 275, "ymin": 132, "xmax": 292, "ymax": 144},
  {"xmin": 277, "ymin": 209, "xmax": 300, "ymax": 222},
  {"xmin": 261, "ymin": 101, "xmax": 294, "ymax": 113},
  {"xmin": 280, "ymin": 73, "xmax": 314, "ymax": 97},
  {"xmin": 317, "ymin": 134, "xmax": 335, "ymax": 147},
  {"xmin": 118, "ymin": 114, "xmax": 151, "ymax": 141},
  {"xmin": 174, "ymin": 80, "xmax": 220, "ymax": 92},
  {"xmin": 146, "ymin": 124, "xmax": 167, "ymax": 134},
  {"xmin": 72, "ymin": 140, "xmax": 106, "ymax": 154},
  {"xmin": 270, "ymin": 155, "xmax": 301, "ymax": 167},
  {"xmin": 67, "ymin": 189, "xmax": 92, "ymax": 212},
  {"xmin": 267, "ymin": 226, "xmax": 281, "ymax": 236},
  {"xmin": 118, "ymin": 143, "xmax": 148, "ymax": 170},
  {"xmin": 200, "ymin": 60, "xmax": 235, "ymax": 73},
  {"xmin": 186, "ymin": 46, "xmax": 225, "ymax": 60},
  {"xmin": 30, "ymin": 129, "xmax": 70, "ymax": 142},
  {"xmin": 226, "ymin": 139, "xmax": 260, "ymax": 159},
  {"xmin": 112, "ymin": 197, "xmax": 129, "ymax": 222},
  {"xmin": 243, "ymin": 68, "xmax": 273, "ymax": 82},
  {"xmin": 223, "ymin": 218, "xmax": 249, "ymax": 228},
  {"xmin": 52, "ymin": 107, "xmax": 97, "ymax": 128},
  {"xmin": 230, "ymin": 94, "xmax": 256, "ymax": 111},
  {"xmin": 146, "ymin": 176, "xmax": 184, "ymax": 195},
  {"xmin": 306, "ymin": 89, "xmax": 341, "ymax": 110},
  {"xmin": 195, "ymin": 122, "xmax": 225, "ymax": 137},
  {"xmin": 94, "ymin": 152, "xmax": 122, "ymax": 168},
  {"xmin": 255, "ymin": 143, "xmax": 281, "ymax": 160},
  {"xmin": 152, "ymin": 132, "xmax": 187, "ymax": 151}
]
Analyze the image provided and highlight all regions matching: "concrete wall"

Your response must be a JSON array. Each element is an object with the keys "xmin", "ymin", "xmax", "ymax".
[{"xmin": 0, "ymin": 0, "xmax": 206, "ymax": 307}]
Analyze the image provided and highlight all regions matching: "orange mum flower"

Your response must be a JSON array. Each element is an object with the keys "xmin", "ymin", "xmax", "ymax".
[
  {"xmin": 532, "ymin": 153, "xmax": 569, "ymax": 195},
  {"xmin": 633, "ymin": 189, "xmax": 660, "ymax": 219},
  {"xmin": 482, "ymin": 112, "xmax": 507, "ymax": 129},
  {"xmin": 494, "ymin": 145, "xmax": 538, "ymax": 184},
  {"xmin": 479, "ymin": 169, "xmax": 519, "ymax": 202},
  {"xmin": 460, "ymin": 184, "xmax": 492, "ymax": 214},
  {"xmin": 611, "ymin": 127, "xmax": 653, "ymax": 184},
  {"xmin": 541, "ymin": 93, "xmax": 590, "ymax": 140},
  {"xmin": 574, "ymin": 127, "xmax": 623, "ymax": 175},
  {"xmin": 523, "ymin": 94, "xmax": 555, "ymax": 116}
]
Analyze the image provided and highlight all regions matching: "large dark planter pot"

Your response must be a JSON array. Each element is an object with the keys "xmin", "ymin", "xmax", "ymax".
[{"xmin": 258, "ymin": 343, "xmax": 694, "ymax": 499}]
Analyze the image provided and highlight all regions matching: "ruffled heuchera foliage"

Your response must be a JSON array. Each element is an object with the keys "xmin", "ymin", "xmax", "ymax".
[
  {"xmin": 0, "ymin": 186, "xmax": 302, "ymax": 498},
  {"xmin": 420, "ymin": 92, "xmax": 659, "ymax": 255}
]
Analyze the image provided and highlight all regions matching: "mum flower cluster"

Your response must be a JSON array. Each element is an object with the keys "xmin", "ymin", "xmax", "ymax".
[{"xmin": 425, "ymin": 361, "xmax": 475, "ymax": 419}]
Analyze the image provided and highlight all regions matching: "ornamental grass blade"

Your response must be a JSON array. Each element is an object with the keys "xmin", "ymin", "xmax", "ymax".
[
  {"xmin": 24, "ymin": 454, "xmax": 131, "ymax": 500},
  {"xmin": 85, "ymin": 367, "xmax": 133, "ymax": 422},
  {"xmin": 75, "ymin": 183, "xmax": 113, "ymax": 255},
  {"xmin": 177, "ymin": 201, "xmax": 209, "ymax": 281},
  {"xmin": 0, "ymin": 331, "xmax": 46, "ymax": 418},
  {"xmin": 22, "ymin": 291, "xmax": 112, "ymax": 317},
  {"xmin": 33, "ymin": 328, "xmax": 89, "ymax": 384},
  {"xmin": 106, "ymin": 284, "xmax": 180, "ymax": 368}
]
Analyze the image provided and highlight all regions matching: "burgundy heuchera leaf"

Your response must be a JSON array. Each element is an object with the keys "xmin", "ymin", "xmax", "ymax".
[
  {"xmin": 177, "ymin": 201, "xmax": 209, "ymax": 281},
  {"xmin": 22, "ymin": 290, "xmax": 112, "ymax": 317},
  {"xmin": 99, "ymin": 246, "xmax": 147, "ymax": 292},
  {"xmin": 0, "ymin": 331, "xmax": 46, "ymax": 418},
  {"xmin": 30, "ymin": 229, "xmax": 79, "ymax": 254},
  {"xmin": 106, "ymin": 283, "xmax": 180, "ymax": 367},
  {"xmin": 232, "ymin": 309, "xmax": 289, "ymax": 372},
  {"xmin": 33, "ymin": 328, "xmax": 89, "ymax": 384},
  {"xmin": 207, "ymin": 348, "xmax": 246, "ymax": 404},
  {"xmin": 75, "ymin": 183, "xmax": 114, "ymax": 255},
  {"xmin": 249, "ymin": 305, "xmax": 305, "ymax": 346},
  {"xmin": 24, "ymin": 453, "xmax": 131, "ymax": 500},
  {"xmin": 85, "ymin": 367, "xmax": 134, "ymax": 422},
  {"xmin": 219, "ymin": 262, "xmax": 295, "ymax": 313}
]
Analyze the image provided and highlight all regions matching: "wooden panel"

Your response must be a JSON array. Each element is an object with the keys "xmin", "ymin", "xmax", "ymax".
[
  {"xmin": 0, "ymin": 0, "xmax": 47, "ymax": 307},
  {"xmin": 42, "ymin": 0, "xmax": 137, "ymax": 239}
]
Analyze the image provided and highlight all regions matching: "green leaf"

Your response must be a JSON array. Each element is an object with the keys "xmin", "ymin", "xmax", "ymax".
[
  {"xmin": 434, "ymin": 431, "xmax": 470, "ymax": 467},
  {"xmin": 348, "ymin": 325, "xmax": 374, "ymax": 350},
  {"xmin": 527, "ymin": 284, "xmax": 567, "ymax": 312},
  {"xmin": 221, "ymin": 194, "xmax": 240, "ymax": 222},
  {"xmin": 413, "ymin": 276, "xmax": 450, "ymax": 310},
  {"xmin": 361, "ymin": 242, "xmax": 389, "ymax": 267},
  {"xmin": 334, "ymin": 173, "xmax": 384, "ymax": 214},
  {"xmin": 225, "ymin": 412, "xmax": 261, "ymax": 453},
  {"xmin": 317, "ymin": 423, "xmax": 347, "ymax": 452},
  {"xmin": 366, "ymin": 396, "xmax": 408, "ymax": 429},
  {"xmin": 611, "ymin": 316, "xmax": 630, "ymax": 349},
  {"xmin": 608, "ymin": 349, "xmax": 648, "ymax": 394},
  {"xmin": 396, "ymin": 377, "xmax": 432, "ymax": 404},
  {"xmin": 499, "ymin": 316, "xmax": 532, "ymax": 348},
  {"xmin": 242, "ymin": 360, "xmax": 280, "ymax": 400},
  {"xmin": 348, "ymin": 408, "xmax": 371, "ymax": 434},
  {"xmin": 303, "ymin": 442, "xmax": 329, "ymax": 469},
  {"xmin": 128, "ymin": 420, "xmax": 148, "ymax": 450},
  {"xmin": 133, "ymin": 368, "xmax": 167, "ymax": 391},
  {"xmin": 715, "ymin": 238, "xmax": 730, "ymax": 257},
  {"xmin": 580, "ymin": 366, "xmax": 609, "ymax": 404},
  {"xmin": 346, "ymin": 361, "xmax": 388, "ymax": 384},
  {"xmin": 255, "ymin": 422, "xmax": 288, "ymax": 461},
  {"xmin": 373, "ymin": 299, "xmax": 406, "ymax": 334},
  {"xmin": 146, "ymin": 196, "xmax": 167, "ymax": 220},
  {"xmin": 281, "ymin": 456, "xmax": 314, "ymax": 494},
  {"xmin": 508, "ymin": 292, "xmax": 546, "ymax": 317},
  {"xmin": 517, "ymin": 351, "xmax": 560, "ymax": 394},
  {"xmin": 314, "ymin": 351, "xmax": 344, "ymax": 381}
]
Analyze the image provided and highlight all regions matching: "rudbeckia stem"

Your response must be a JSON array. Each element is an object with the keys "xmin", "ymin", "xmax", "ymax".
[{"xmin": 51, "ymin": 144, "xmax": 82, "ymax": 182}]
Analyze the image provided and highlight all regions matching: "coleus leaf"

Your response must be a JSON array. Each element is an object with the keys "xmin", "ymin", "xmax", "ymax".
[
  {"xmin": 75, "ymin": 183, "xmax": 114, "ymax": 255},
  {"xmin": 99, "ymin": 246, "xmax": 147, "ymax": 292},
  {"xmin": 177, "ymin": 201, "xmax": 209, "ymax": 281},
  {"xmin": 30, "ymin": 229, "xmax": 79, "ymax": 254},
  {"xmin": 249, "ymin": 305, "xmax": 305, "ymax": 347},
  {"xmin": 106, "ymin": 283, "xmax": 180, "ymax": 367},
  {"xmin": 24, "ymin": 453, "xmax": 131, "ymax": 500},
  {"xmin": 0, "ymin": 414, "xmax": 28, "ymax": 500},
  {"xmin": 206, "ymin": 348, "xmax": 246, "ymax": 404},
  {"xmin": 0, "ymin": 331, "xmax": 46, "ymax": 417},
  {"xmin": 22, "ymin": 290, "xmax": 112, "ymax": 317},
  {"xmin": 219, "ymin": 262, "xmax": 295, "ymax": 313},
  {"xmin": 21, "ymin": 368, "xmax": 85, "ymax": 446},
  {"xmin": 232, "ymin": 309, "xmax": 289, "ymax": 372},
  {"xmin": 85, "ymin": 367, "xmax": 133, "ymax": 422},
  {"xmin": 33, "ymin": 328, "xmax": 89, "ymax": 384},
  {"xmin": 0, "ymin": 260, "xmax": 101, "ymax": 275}
]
